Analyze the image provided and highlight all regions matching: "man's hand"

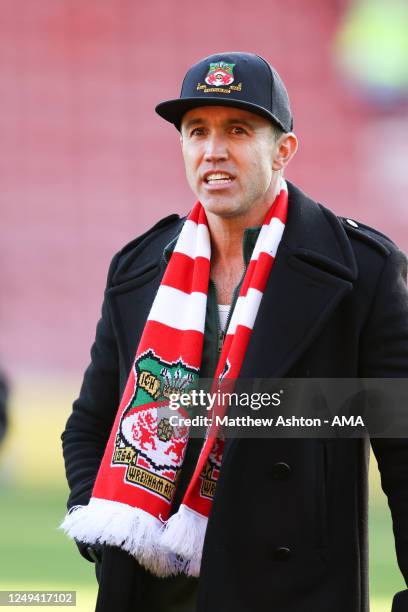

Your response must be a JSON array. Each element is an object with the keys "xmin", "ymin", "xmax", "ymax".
[{"xmin": 74, "ymin": 539, "xmax": 103, "ymax": 563}]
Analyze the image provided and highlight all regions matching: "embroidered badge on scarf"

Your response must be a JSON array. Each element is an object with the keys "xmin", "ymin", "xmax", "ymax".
[{"xmin": 114, "ymin": 351, "xmax": 196, "ymax": 504}]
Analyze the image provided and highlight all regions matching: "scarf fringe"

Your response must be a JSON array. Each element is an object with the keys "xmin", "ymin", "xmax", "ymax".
[
  {"xmin": 60, "ymin": 497, "xmax": 184, "ymax": 577},
  {"xmin": 161, "ymin": 504, "xmax": 207, "ymax": 577}
]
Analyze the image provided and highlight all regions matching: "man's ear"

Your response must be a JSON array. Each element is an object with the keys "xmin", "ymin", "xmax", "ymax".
[{"xmin": 272, "ymin": 133, "xmax": 298, "ymax": 171}]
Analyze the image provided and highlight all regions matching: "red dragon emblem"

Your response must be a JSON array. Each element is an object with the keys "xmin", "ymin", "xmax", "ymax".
[{"xmin": 131, "ymin": 412, "xmax": 157, "ymax": 450}]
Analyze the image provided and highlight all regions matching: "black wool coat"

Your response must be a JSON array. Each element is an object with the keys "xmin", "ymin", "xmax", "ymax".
[{"xmin": 62, "ymin": 182, "xmax": 408, "ymax": 612}]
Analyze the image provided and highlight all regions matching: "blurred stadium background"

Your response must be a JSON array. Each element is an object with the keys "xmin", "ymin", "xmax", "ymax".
[{"xmin": 0, "ymin": 0, "xmax": 407, "ymax": 609}]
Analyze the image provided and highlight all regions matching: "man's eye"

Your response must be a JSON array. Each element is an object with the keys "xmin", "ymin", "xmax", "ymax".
[
  {"xmin": 190, "ymin": 127, "xmax": 205, "ymax": 137},
  {"xmin": 231, "ymin": 126, "xmax": 247, "ymax": 135}
]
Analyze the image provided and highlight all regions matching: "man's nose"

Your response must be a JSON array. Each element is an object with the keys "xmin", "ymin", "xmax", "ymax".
[{"xmin": 203, "ymin": 134, "xmax": 228, "ymax": 162}]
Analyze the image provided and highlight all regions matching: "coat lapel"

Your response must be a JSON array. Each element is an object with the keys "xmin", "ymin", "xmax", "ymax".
[{"xmin": 239, "ymin": 181, "xmax": 358, "ymax": 379}]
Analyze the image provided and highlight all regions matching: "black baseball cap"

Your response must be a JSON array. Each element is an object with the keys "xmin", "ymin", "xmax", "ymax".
[{"xmin": 155, "ymin": 51, "xmax": 293, "ymax": 132}]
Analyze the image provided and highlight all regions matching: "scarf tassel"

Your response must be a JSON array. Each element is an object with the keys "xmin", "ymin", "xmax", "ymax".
[
  {"xmin": 161, "ymin": 503, "xmax": 208, "ymax": 577},
  {"xmin": 60, "ymin": 498, "xmax": 183, "ymax": 577}
]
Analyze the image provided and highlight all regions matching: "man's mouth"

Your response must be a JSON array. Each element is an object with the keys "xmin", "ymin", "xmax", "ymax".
[{"xmin": 204, "ymin": 172, "xmax": 234, "ymax": 185}]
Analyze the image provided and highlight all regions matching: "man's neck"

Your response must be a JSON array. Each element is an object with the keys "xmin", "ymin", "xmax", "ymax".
[
  {"xmin": 207, "ymin": 177, "xmax": 281, "ymax": 265},
  {"xmin": 207, "ymin": 178, "xmax": 282, "ymax": 303}
]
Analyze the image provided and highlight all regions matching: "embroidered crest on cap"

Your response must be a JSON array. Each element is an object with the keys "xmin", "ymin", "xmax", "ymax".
[
  {"xmin": 197, "ymin": 61, "xmax": 242, "ymax": 95},
  {"xmin": 205, "ymin": 62, "xmax": 235, "ymax": 86}
]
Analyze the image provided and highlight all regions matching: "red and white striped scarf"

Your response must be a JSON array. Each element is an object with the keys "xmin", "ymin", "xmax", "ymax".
[{"xmin": 61, "ymin": 179, "xmax": 288, "ymax": 577}]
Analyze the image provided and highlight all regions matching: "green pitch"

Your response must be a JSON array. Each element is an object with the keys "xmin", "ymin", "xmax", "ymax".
[{"xmin": 0, "ymin": 477, "xmax": 405, "ymax": 608}]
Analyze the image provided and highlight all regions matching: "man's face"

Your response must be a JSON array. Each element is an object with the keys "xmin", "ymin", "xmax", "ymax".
[{"xmin": 180, "ymin": 106, "xmax": 279, "ymax": 220}]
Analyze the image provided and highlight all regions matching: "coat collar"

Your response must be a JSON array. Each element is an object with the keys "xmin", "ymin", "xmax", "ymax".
[
  {"xmin": 281, "ymin": 181, "xmax": 358, "ymax": 282},
  {"xmin": 239, "ymin": 180, "xmax": 358, "ymax": 378},
  {"xmin": 161, "ymin": 181, "xmax": 357, "ymax": 283},
  {"xmin": 109, "ymin": 181, "xmax": 358, "ymax": 380}
]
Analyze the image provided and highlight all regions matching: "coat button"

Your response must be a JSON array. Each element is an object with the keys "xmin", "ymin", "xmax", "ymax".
[
  {"xmin": 271, "ymin": 462, "xmax": 291, "ymax": 480},
  {"xmin": 274, "ymin": 547, "xmax": 291, "ymax": 561},
  {"xmin": 346, "ymin": 218, "xmax": 358, "ymax": 228}
]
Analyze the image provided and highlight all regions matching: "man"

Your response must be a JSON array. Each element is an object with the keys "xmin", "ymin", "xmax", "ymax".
[{"xmin": 61, "ymin": 52, "xmax": 408, "ymax": 612}]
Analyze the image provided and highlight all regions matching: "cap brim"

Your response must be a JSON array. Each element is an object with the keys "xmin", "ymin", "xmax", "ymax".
[{"xmin": 155, "ymin": 97, "xmax": 288, "ymax": 132}]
